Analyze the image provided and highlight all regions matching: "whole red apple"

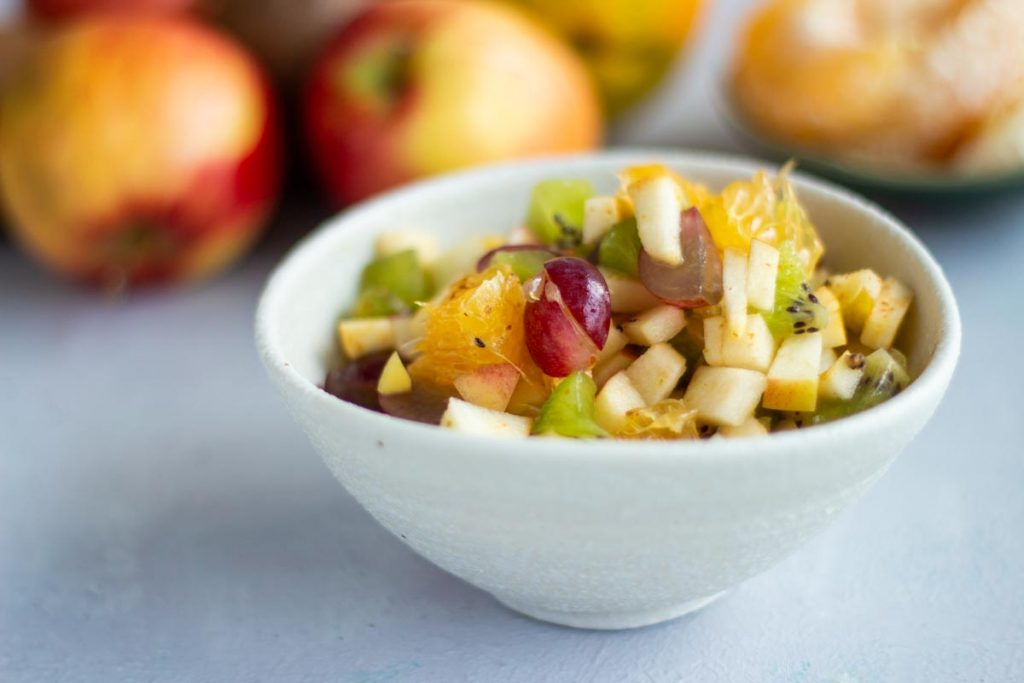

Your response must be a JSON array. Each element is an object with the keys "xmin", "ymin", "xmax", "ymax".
[
  {"xmin": 28, "ymin": 0, "xmax": 197, "ymax": 21},
  {"xmin": 304, "ymin": 0, "xmax": 602, "ymax": 206},
  {"xmin": 0, "ymin": 15, "xmax": 282, "ymax": 288}
]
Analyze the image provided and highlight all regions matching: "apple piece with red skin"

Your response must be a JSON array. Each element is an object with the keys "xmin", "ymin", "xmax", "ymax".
[
  {"xmin": 524, "ymin": 257, "xmax": 611, "ymax": 377},
  {"xmin": 453, "ymin": 363, "xmax": 520, "ymax": 412},
  {"xmin": 28, "ymin": 0, "xmax": 197, "ymax": 21},
  {"xmin": 0, "ymin": 15, "xmax": 282, "ymax": 288},
  {"xmin": 303, "ymin": 0, "xmax": 602, "ymax": 206}
]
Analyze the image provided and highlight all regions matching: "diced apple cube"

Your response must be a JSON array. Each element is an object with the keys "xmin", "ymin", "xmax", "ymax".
[
  {"xmin": 582, "ymin": 195, "xmax": 623, "ymax": 244},
  {"xmin": 338, "ymin": 318, "xmax": 395, "ymax": 359},
  {"xmin": 594, "ymin": 371, "xmax": 647, "ymax": 433},
  {"xmin": 819, "ymin": 346, "xmax": 838, "ymax": 374},
  {"xmin": 764, "ymin": 332, "xmax": 822, "ymax": 412},
  {"xmin": 453, "ymin": 363, "xmax": 520, "ymax": 412},
  {"xmin": 717, "ymin": 416, "xmax": 769, "ymax": 438},
  {"xmin": 722, "ymin": 314, "xmax": 776, "ymax": 372},
  {"xmin": 377, "ymin": 352, "xmax": 412, "ymax": 395},
  {"xmin": 704, "ymin": 314, "xmax": 776, "ymax": 372},
  {"xmin": 625, "ymin": 343, "xmax": 687, "ymax": 404},
  {"xmin": 702, "ymin": 315, "xmax": 724, "ymax": 366},
  {"xmin": 374, "ymin": 230, "xmax": 440, "ymax": 265},
  {"xmin": 722, "ymin": 248, "xmax": 748, "ymax": 337},
  {"xmin": 627, "ymin": 175, "xmax": 686, "ymax": 266},
  {"xmin": 683, "ymin": 366, "xmax": 767, "ymax": 427},
  {"xmin": 596, "ymin": 324, "xmax": 629, "ymax": 364},
  {"xmin": 830, "ymin": 269, "xmax": 882, "ymax": 333},
  {"xmin": 814, "ymin": 285, "xmax": 847, "ymax": 348},
  {"xmin": 440, "ymin": 398, "xmax": 532, "ymax": 437},
  {"xmin": 746, "ymin": 240, "xmax": 780, "ymax": 311},
  {"xmin": 593, "ymin": 347, "xmax": 640, "ymax": 389},
  {"xmin": 622, "ymin": 304, "xmax": 687, "ymax": 346},
  {"xmin": 602, "ymin": 268, "xmax": 663, "ymax": 313},
  {"xmin": 860, "ymin": 278, "xmax": 913, "ymax": 349},
  {"xmin": 819, "ymin": 350, "xmax": 866, "ymax": 401}
]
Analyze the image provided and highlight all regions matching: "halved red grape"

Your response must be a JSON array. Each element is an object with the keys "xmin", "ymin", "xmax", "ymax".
[
  {"xmin": 476, "ymin": 245, "xmax": 560, "ymax": 282},
  {"xmin": 545, "ymin": 258, "xmax": 611, "ymax": 349},
  {"xmin": 323, "ymin": 350, "xmax": 392, "ymax": 411},
  {"xmin": 638, "ymin": 208, "xmax": 723, "ymax": 308},
  {"xmin": 524, "ymin": 257, "xmax": 611, "ymax": 377}
]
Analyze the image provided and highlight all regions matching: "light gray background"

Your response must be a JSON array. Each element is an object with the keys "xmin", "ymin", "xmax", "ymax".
[{"xmin": 2, "ymin": 1, "xmax": 1023, "ymax": 681}]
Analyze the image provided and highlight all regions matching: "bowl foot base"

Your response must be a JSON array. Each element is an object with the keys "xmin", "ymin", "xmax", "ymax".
[{"xmin": 493, "ymin": 590, "xmax": 727, "ymax": 630}]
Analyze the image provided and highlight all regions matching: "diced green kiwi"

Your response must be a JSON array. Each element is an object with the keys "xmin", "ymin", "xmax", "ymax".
[
  {"xmin": 354, "ymin": 249, "xmax": 432, "ymax": 316},
  {"xmin": 349, "ymin": 286, "xmax": 407, "ymax": 318},
  {"xmin": 525, "ymin": 179, "xmax": 593, "ymax": 248},
  {"xmin": 888, "ymin": 347, "xmax": 909, "ymax": 370},
  {"xmin": 761, "ymin": 241, "xmax": 829, "ymax": 339},
  {"xmin": 806, "ymin": 348, "xmax": 910, "ymax": 424},
  {"xmin": 488, "ymin": 249, "xmax": 552, "ymax": 282},
  {"xmin": 597, "ymin": 218, "xmax": 642, "ymax": 278},
  {"xmin": 532, "ymin": 371, "xmax": 607, "ymax": 438},
  {"xmin": 862, "ymin": 347, "xmax": 910, "ymax": 393}
]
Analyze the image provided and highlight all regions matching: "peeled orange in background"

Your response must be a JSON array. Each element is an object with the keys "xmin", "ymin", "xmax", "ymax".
[{"xmin": 731, "ymin": 0, "xmax": 1024, "ymax": 170}]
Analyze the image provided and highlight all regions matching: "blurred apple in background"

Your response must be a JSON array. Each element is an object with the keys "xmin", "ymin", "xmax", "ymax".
[
  {"xmin": 304, "ymin": 0, "xmax": 602, "ymax": 206},
  {"xmin": 0, "ymin": 15, "xmax": 282, "ymax": 288},
  {"xmin": 27, "ymin": 0, "xmax": 197, "ymax": 20},
  {"xmin": 0, "ymin": 22, "xmax": 37, "ymax": 95},
  {"xmin": 205, "ymin": 0, "xmax": 370, "ymax": 87},
  {"xmin": 508, "ymin": 0, "xmax": 705, "ymax": 117}
]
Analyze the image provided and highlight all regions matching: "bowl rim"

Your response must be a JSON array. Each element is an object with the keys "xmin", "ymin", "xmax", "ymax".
[{"xmin": 255, "ymin": 149, "xmax": 961, "ymax": 465}]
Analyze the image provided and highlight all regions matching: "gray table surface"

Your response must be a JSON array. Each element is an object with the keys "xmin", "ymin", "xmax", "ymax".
[{"xmin": 3, "ymin": 1, "xmax": 1023, "ymax": 681}]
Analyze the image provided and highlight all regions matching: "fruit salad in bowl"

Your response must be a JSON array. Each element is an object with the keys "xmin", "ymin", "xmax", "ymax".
[
  {"xmin": 256, "ymin": 152, "xmax": 959, "ymax": 629},
  {"xmin": 326, "ymin": 164, "xmax": 915, "ymax": 440}
]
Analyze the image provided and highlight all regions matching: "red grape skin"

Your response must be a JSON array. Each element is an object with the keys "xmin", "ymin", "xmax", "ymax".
[
  {"xmin": 524, "ymin": 295, "xmax": 598, "ymax": 377},
  {"xmin": 544, "ymin": 257, "xmax": 611, "ymax": 350},
  {"xmin": 524, "ymin": 257, "xmax": 611, "ymax": 377},
  {"xmin": 638, "ymin": 208, "xmax": 723, "ymax": 308}
]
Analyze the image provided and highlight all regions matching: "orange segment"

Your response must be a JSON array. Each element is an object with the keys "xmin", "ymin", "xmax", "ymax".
[
  {"xmin": 698, "ymin": 167, "xmax": 823, "ymax": 273},
  {"xmin": 409, "ymin": 266, "xmax": 533, "ymax": 388},
  {"xmin": 619, "ymin": 164, "xmax": 824, "ymax": 274},
  {"xmin": 731, "ymin": 0, "xmax": 905, "ymax": 148},
  {"xmin": 618, "ymin": 399, "xmax": 700, "ymax": 439}
]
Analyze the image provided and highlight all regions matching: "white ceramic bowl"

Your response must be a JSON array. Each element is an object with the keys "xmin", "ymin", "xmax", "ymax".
[{"xmin": 256, "ymin": 151, "xmax": 960, "ymax": 630}]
